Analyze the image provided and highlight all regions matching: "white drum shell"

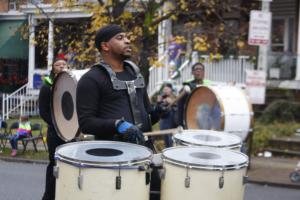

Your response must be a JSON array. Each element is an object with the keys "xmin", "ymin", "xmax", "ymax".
[
  {"xmin": 160, "ymin": 162, "xmax": 247, "ymax": 200},
  {"xmin": 160, "ymin": 147, "xmax": 248, "ymax": 200},
  {"xmin": 55, "ymin": 161, "xmax": 150, "ymax": 200},
  {"xmin": 211, "ymin": 86, "xmax": 252, "ymax": 140},
  {"xmin": 55, "ymin": 141, "xmax": 152, "ymax": 200}
]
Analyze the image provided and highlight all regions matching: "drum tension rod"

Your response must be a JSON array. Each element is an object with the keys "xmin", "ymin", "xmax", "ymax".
[
  {"xmin": 185, "ymin": 165, "xmax": 191, "ymax": 188},
  {"xmin": 53, "ymin": 166, "xmax": 59, "ymax": 179},
  {"xmin": 116, "ymin": 165, "xmax": 122, "ymax": 190},
  {"xmin": 78, "ymin": 167, "xmax": 83, "ymax": 190},
  {"xmin": 219, "ymin": 167, "xmax": 225, "ymax": 189}
]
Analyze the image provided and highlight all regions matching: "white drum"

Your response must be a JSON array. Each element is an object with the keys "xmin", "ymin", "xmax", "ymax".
[
  {"xmin": 185, "ymin": 85, "xmax": 253, "ymax": 141},
  {"xmin": 51, "ymin": 69, "xmax": 88, "ymax": 141},
  {"xmin": 55, "ymin": 141, "xmax": 153, "ymax": 200},
  {"xmin": 174, "ymin": 129, "xmax": 242, "ymax": 151},
  {"xmin": 161, "ymin": 146, "xmax": 248, "ymax": 200}
]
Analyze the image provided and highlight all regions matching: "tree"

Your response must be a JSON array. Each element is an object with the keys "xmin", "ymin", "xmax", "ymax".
[{"xmin": 21, "ymin": 0, "xmax": 259, "ymax": 83}]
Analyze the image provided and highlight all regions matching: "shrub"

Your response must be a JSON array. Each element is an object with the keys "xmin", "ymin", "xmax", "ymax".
[{"xmin": 251, "ymin": 121, "xmax": 299, "ymax": 155}]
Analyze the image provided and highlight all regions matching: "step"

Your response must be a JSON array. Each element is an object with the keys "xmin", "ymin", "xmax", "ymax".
[
  {"xmin": 269, "ymin": 137, "xmax": 300, "ymax": 152},
  {"xmin": 265, "ymin": 148, "xmax": 300, "ymax": 158}
]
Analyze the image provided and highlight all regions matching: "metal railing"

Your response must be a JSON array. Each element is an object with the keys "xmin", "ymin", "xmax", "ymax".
[
  {"xmin": 1, "ymin": 84, "xmax": 39, "ymax": 120},
  {"xmin": 147, "ymin": 52, "xmax": 255, "ymax": 97},
  {"xmin": 147, "ymin": 53, "xmax": 169, "ymax": 97}
]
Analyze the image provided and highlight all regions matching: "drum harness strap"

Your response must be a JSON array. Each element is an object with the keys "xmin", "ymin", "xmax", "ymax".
[
  {"xmin": 98, "ymin": 60, "xmax": 145, "ymax": 127},
  {"xmin": 98, "ymin": 61, "xmax": 155, "ymax": 189}
]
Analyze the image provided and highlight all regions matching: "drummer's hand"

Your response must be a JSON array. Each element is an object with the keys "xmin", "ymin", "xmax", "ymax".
[
  {"xmin": 116, "ymin": 120, "xmax": 145, "ymax": 145},
  {"xmin": 155, "ymin": 102, "xmax": 171, "ymax": 116}
]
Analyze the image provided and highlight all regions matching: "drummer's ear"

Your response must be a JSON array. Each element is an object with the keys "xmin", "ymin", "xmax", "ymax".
[{"xmin": 100, "ymin": 42, "xmax": 109, "ymax": 52}]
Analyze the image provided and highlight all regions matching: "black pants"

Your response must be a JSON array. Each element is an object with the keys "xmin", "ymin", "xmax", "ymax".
[{"xmin": 42, "ymin": 129, "xmax": 65, "ymax": 200}]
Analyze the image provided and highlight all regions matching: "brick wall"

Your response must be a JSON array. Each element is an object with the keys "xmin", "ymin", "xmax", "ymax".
[{"xmin": 0, "ymin": 0, "xmax": 8, "ymax": 12}]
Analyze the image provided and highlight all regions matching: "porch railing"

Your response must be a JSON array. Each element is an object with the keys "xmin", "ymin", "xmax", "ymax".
[
  {"xmin": 147, "ymin": 53, "xmax": 255, "ymax": 97},
  {"xmin": 1, "ymin": 84, "xmax": 39, "ymax": 120}
]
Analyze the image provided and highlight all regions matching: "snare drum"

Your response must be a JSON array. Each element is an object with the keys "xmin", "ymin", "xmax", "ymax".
[
  {"xmin": 51, "ymin": 69, "xmax": 88, "ymax": 141},
  {"xmin": 184, "ymin": 85, "xmax": 253, "ymax": 141},
  {"xmin": 160, "ymin": 146, "xmax": 248, "ymax": 200},
  {"xmin": 174, "ymin": 129, "xmax": 242, "ymax": 151},
  {"xmin": 55, "ymin": 141, "xmax": 152, "ymax": 200}
]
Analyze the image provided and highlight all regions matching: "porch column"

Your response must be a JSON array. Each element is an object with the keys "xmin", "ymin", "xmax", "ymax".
[
  {"xmin": 47, "ymin": 19, "xmax": 54, "ymax": 71},
  {"xmin": 296, "ymin": 1, "xmax": 300, "ymax": 80},
  {"xmin": 27, "ymin": 14, "xmax": 35, "ymax": 89},
  {"xmin": 158, "ymin": 2, "xmax": 172, "ymax": 81}
]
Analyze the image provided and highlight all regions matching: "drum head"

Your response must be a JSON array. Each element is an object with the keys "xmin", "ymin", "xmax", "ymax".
[
  {"xmin": 174, "ymin": 129, "xmax": 242, "ymax": 149},
  {"xmin": 55, "ymin": 141, "xmax": 153, "ymax": 167},
  {"xmin": 51, "ymin": 70, "xmax": 88, "ymax": 141},
  {"xmin": 184, "ymin": 86, "xmax": 221, "ymax": 130},
  {"xmin": 162, "ymin": 146, "xmax": 248, "ymax": 170}
]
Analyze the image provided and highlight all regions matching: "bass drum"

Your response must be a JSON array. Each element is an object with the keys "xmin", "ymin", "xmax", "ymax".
[
  {"xmin": 51, "ymin": 69, "xmax": 89, "ymax": 141},
  {"xmin": 184, "ymin": 85, "xmax": 253, "ymax": 141}
]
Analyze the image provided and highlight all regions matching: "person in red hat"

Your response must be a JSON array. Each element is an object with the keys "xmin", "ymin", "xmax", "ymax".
[{"xmin": 39, "ymin": 57, "xmax": 68, "ymax": 200}]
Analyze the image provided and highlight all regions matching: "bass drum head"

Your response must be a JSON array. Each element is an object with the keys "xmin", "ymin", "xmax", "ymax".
[
  {"xmin": 162, "ymin": 146, "xmax": 248, "ymax": 170},
  {"xmin": 51, "ymin": 70, "xmax": 88, "ymax": 141},
  {"xmin": 184, "ymin": 85, "xmax": 253, "ymax": 141},
  {"xmin": 55, "ymin": 141, "xmax": 153, "ymax": 167}
]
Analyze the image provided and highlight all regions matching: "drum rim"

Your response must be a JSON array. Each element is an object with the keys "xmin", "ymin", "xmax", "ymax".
[
  {"xmin": 174, "ymin": 139, "xmax": 242, "ymax": 149},
  {"xmin": 55, "ymin": 141, "xmax": 153, "ymax": 167},
  {"xmin": 51, "ymin": 70, "xmax": 81, "ymax": 142},
  {"xmin": 174, "ymin": 130, "xmax": 242, "ymax": 149},
  {"xmin": 162, "ymin": 146, "xmax": 249, "ymax": 170}
]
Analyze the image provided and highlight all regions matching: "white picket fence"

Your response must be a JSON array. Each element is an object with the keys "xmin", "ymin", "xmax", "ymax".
[
  {"xmin": 1, "ymin": 84, "xmax": 39, "ymax": 120},
  {"xmin": 147, "ymin": 53, "xmax": 255, "ymax": 96}
]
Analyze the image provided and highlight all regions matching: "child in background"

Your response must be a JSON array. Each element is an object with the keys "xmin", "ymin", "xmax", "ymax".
[{"xmin": 9, "ymin": 115, "xmax": 31, "ymax": 157}]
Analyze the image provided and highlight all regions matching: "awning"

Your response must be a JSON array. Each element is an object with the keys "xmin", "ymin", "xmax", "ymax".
[{"xmin": 0, "ymin": 20, "xmax": 28, "ymax": 59}]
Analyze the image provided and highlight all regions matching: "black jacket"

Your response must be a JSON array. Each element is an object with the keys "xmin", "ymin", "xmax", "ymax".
[
  {"xmin": 76, "ymin": 63, "xmax": 159, "ymax": 140},
  {"xmin": 39, "ymin": 84, "xmax": 55, "ymax": 132}
]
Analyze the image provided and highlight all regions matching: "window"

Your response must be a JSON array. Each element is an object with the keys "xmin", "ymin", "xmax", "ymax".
[
  {"xmin": 271, "ymin": 17, "xmax": 295, "ymax": 52},
  {"xmin": 8, "ymin": 0, "xmax": 16, "ymax": 11}
]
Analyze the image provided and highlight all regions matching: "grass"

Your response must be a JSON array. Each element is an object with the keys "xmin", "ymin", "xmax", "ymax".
[{"xmin": 0, "ymin": 147, "xmax": 48, "ymax": 160}]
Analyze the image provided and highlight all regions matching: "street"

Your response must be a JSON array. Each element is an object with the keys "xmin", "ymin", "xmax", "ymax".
[{"xmin": 0, "ymin": 160, "xmax": 299, "ymax": 200}]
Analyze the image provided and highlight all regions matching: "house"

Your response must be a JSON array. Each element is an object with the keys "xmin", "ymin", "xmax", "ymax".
[{"xmin": 1, "ymin": 0, "xmax": 300, "ymax": 119}]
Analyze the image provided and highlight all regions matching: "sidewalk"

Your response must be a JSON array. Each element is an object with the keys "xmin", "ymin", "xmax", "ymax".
[{"xmin": 248, "ymin": 156, "xmax": 300, "ymax": 188}]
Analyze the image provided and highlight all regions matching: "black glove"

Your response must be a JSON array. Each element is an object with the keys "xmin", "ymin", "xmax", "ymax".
[{"xmin": 116, "ymin": 120, "xmax": 145, "ymax": 145}]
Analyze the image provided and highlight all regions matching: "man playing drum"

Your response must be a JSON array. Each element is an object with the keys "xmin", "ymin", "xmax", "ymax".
[
  {"xmin": 76, "ymin": 24, "xmax": 166, "ymax": 145},
  {"xmin": 177, "ymin": 63, "xmax": 210, "ymax": 126},
  {"xmin": 76, "ymin": 24, "xmax": 165, "ymax": 200}
]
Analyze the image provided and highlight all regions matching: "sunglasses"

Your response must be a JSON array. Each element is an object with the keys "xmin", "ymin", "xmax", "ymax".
[{"xmin": 193, "ymin": 68, "xmax": 204, "ymax": 71}]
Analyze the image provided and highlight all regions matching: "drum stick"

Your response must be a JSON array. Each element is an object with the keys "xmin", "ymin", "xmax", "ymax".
[{"xmin": 143, "ymin": 128, "xmax": 178, "ymax": 137}]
